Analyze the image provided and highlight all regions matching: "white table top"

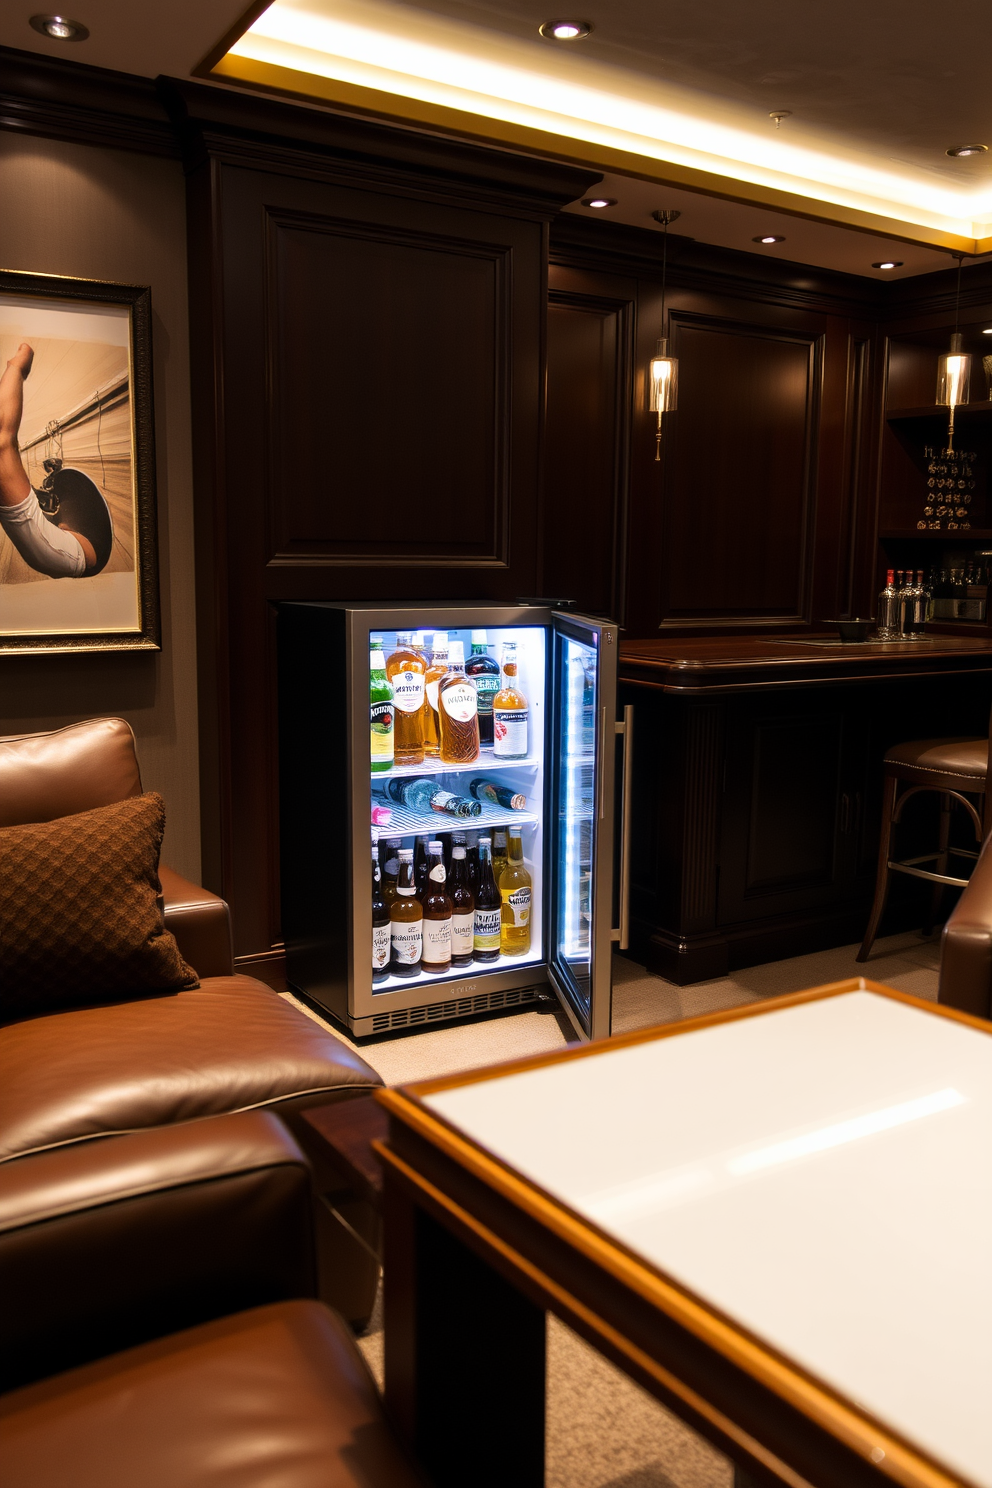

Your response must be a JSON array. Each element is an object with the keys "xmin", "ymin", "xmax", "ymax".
[{"xmin": 424, "ymin": 991, "xmax": 992, "ymax": 1486}]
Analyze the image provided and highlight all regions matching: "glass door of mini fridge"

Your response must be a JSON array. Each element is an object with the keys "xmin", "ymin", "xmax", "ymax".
[{"xmin": 548, "ymin": 612, "xmax": 619, "ymax": 1041}]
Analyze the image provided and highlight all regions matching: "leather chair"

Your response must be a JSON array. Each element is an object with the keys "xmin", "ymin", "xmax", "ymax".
[
  {"xmin": 0, "ymin": 1105, "xmax": 424, "ymax": 1487},
  {"xmin": 939, "ymin": 830, "xmax": 992, "ymax": 1018},
  {"xmin": 0, "ymin": 718, "xmax": 383, "ymax": 1327}
]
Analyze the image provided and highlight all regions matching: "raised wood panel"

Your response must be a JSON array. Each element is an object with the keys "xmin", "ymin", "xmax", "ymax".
[
  {"xmin": 266, "ymin": 209, "xmax": 508, "ymax": 565},
  {"xmin": 543, "ymin": 292, "xmax": 630, "ymax": 617},
  {"xmin": 660, "ymin": 316, "xmax": 820, "ymax": 626}
]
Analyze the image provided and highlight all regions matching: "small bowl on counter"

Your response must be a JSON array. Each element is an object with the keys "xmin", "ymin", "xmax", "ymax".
[{"xmin": 823, "ymin": 618, "xmax": 875, "ymax": 642}]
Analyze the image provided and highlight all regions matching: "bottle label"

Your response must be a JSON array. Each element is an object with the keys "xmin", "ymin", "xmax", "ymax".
[
  {"xmin": 493, "ymin": 709, "xmax": 528, "ymax": 756},
  {"xmin": 473, "ymin": 675, "xmax": 499, "ymax": 713},
  {"xmin": 372, "ymin": 924, "xmax": 390, "ymax": 969},
  {"xmin": 503, "ymin": 885, "xmax": 531, "ymax": 927},
  {"xmin": 429, "ymin": 790, "xmax": 460, "ymax": 816},
  {"xmin": 442, "ymin": 680, "xmax": 478, "ymax": 722},
  {"xmin": 393, "ymin": 670, "xmax": 425, "ymax": 714},
  {"xmin": 422, "ymin": 918, "xmax": 452, "ymax": 964},
  {"xmin": 429, "ymin": 863, "xmax": 446, "ymax": 883},
  {"xmin": 426, "ymin": 679, "xmax": 440, "ymax": 711},
  {"xmin": 391, "ymin": 918, "xmax": 423, "ymax": 965},
  {"xmin": 451, "ymin": 912, "xmax": 474, "ymax": 955},
  {"xmin": 370, "ymin": 700, "xmax": 394, "ymax": 761},
  {"xmin": 474, "ymin": 906, "xmax": 501, "ymax": 950}
]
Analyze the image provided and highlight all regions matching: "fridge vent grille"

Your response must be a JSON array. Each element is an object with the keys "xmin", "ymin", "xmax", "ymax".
[{"xmin": 371, "ymin": 985, "xmax": 541, "ymax": 1033}]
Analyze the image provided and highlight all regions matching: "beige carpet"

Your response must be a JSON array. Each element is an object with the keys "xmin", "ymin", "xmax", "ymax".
[{"xmin": 283, "ymin": 930, "xmax": 940, "ymax": 1488}]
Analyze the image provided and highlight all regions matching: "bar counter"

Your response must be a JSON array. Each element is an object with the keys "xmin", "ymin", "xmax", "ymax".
[{"xmin": 617, "ymin": 633, "xmax": 992, "ymax": 984}]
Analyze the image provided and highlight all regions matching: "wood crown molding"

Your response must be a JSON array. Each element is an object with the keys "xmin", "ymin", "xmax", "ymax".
[{"xmin": 0, "ymin": 44, "xmax": 177, "ymax": 157}]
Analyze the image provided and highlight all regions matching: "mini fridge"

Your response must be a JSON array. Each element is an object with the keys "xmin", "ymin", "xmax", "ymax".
[{"xmin": 277, "ymin": 602, "xmax": 631, "ymax": 1040}]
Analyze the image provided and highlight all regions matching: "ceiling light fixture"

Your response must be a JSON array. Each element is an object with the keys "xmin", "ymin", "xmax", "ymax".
[
  {"xmin": 872, "ymin": 260, "xmax": 903, "ymax": 270},
  {"xmin": 769, "ymin": 111, "xmax": 791, "ymax": 129},
  {"xmin": 29, "ymin": 12, "xmax": 88, "ymax": 39},
  {"xmin": 648, "ymin": 209, "xmax": 680, "ymax": 463},
  {"xmin": 753, "ymin": 234, "xmax": 784, "ymax": 244},
  {"xmin": 946, "ymin": 144, "xmax": 988, "ymax": 158},
  {"xmin": 539, "ymin": 19, "xmax": 592, "ymax": 40},
  {"xmin": 936, "ymin": 253, "xmax": 971, "ymax": 452},
  {"xmin": 582, "ymin": 196, "xmax": 616, "ymax": 208},
  {"xmin": 983, "ymin": 328, "xmax": 992, "ymax": 335}
]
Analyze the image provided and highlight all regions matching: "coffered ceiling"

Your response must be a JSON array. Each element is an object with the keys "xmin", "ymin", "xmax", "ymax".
[{"xmin": 3, "ymin": 0, "xmax": 991, "ymax": 274}]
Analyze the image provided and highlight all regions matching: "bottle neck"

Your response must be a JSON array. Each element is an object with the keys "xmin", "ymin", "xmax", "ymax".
[{"xmin": 508, "ymin": 835, "xmax": 523, "ymax": 863}]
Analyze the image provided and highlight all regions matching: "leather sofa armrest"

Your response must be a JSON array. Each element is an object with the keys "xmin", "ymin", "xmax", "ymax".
[
  {"xmin": 0, "ymin": 1109, "xmax": 316, "ymax": 1392},
  {"xmin": 939, "ymin": 835, "xmax": 992, "ymax": 1018},
  {"xmin": 160, "ymin": 863, "xmax": 234, "ymax": 978}
]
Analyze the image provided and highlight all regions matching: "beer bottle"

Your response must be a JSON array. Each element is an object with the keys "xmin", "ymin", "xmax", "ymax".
[
  {"xmin": 386, "ymin": 632, "xmax": 427, "ymax": 766},
  {"xmin": 500, "ymin": 825, "xmax": 532, "ymax": 956},
  {"xmin": 369, "ymin": 634, "xmax": 394, "ymax": 775},
  {"xmin": 371, "ymin": 842, "xmax": 390, "ymax": 983},
  {"xmin": 493, "ymin": 642, "xmax": 529, "ymax": 760},
  {"xmin": 380, "ymin": 836, "xmax": 402, "ymax": 906},
  {"xmin": 390, "ymin": 848, "xmax": 422, "ymax": 977},
  {"xmin": 492, "ymin": 827, "xmax": 508, "ymax": 887},
  {"xmin": 465, "ymin": 829, "xmax": 480, "ymax": 895},
  {"xmin": 422, "ymin": 631, "xmax": 449, "ymax": 760},
  {"xmin": 438, "ymin": 640, "xmax": 481, "ymax": 765},
  {"xmin": 469, "ymin": 777, "xmax": 527, "ymax": 811},
  {"xmin": 413, "ymin": 833, "xmax": 431, "ymax": 901},
  {"xmin": 473, "ymin": 835, "xmax": 502, "ymax": 962},
  {"xmin": 465, "ymin": 630, "xmax": 501, "ymax": 750},
  {"xmin": 421, "ymin": 840, "xmax": 453, "ymax": 974},
  {"xmin": 449, "ymin": 844, "xmax": 475, "ymax": 967}
]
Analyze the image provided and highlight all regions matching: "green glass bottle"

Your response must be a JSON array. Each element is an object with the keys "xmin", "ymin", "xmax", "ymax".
[{"xmin": 370, "ymin": 634, "xmax": 394, "ymax": 775}]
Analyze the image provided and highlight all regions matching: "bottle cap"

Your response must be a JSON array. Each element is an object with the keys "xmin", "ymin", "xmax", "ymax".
[
  {"xmin": 370, "ymin": 633, "xmax": 383, "ymax": 645},
  {"xmin": 398, "ymin": 847, "xmax": 413, "ymax": 860},
  {"xmin": 396, "ymin": 631, "xmax": 411, "ymax": 645},
  {"xmin": 448, "ymin": 639, "xmax": 465, "ymax": 667},
  {"xmin": 432, "ymin": 630, "xmax": 448, "ymax": 646},
  {"xmin": 479, "ymin": 836, "xmax": 491, "ymax": 847},
  {"xmin": 471, "ymin": 629, "xmax": 487, "ymax": 643},
  {"xmin": 452, "ymin": 845, "xmax": 466, "ymax": 858},
  {"xmin": 428, "ymin": 840, "xmax": 443, "ymax": 852},
  {"xmin": 509, "ymin": 825, "xmax": 522, "ymax": 837},
  {"xmin": 386, "ymin": 836, "xmax": 402, "ymax": 847}
]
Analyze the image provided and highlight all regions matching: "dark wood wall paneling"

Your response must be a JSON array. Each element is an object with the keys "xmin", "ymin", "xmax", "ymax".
[{"xmin": 546, "ymin": 218, "xmax": 885, "ymax": 637}]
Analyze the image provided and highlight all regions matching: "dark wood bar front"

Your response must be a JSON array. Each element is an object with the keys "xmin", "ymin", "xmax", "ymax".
[{"xmin": 620, "ymin": 636, "xmax": 992, "ymax": 983}]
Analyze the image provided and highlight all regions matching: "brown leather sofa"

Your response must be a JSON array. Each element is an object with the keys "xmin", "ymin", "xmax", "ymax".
[
  {"xmin": 939, "ymin": 831, "xmax": 992, "ymax": 1017},
  {"xmin": 0, "ymin": 719, "xmax": 383, "ymax": 1330},
  {"xmin": 0, "ymin": 1105, "xmax": 424, "ymax": 1487}
]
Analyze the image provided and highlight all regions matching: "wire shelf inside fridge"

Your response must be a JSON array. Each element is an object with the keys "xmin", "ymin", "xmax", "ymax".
[
  {"xmin": 373, "ymin": 755, "xmax": 539, "ymax": 779},
  {"xmin": 372, "ymin": 798, "xmax": 540, "ymax": 835}
]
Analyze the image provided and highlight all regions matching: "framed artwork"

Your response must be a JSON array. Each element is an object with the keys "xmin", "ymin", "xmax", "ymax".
[{"xmin": 0, "ymin": 268, "xmax": 160, "ymax": 653}]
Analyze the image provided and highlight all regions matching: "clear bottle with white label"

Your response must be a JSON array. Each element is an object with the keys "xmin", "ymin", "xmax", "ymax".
[
  {"xmin": 493, "ymin": 642, "xmax": 528, "ymax": 760},
  {"xmin": 449, "ymin": 844, "xmax": 475, "ymax": 967},
  {"xmin": 389, "ymin": 848, "xmax": 422, "ymax": 977},
  {"xmin": 499, "ymin": 824, "xmax": 532, "ymax": 956},
  {"xmin": 438, "ymin": 639, "xmax": 481, "ymax": 765},
  {"xmin": 421, "ymin": 840, "xmax": 453, "ymax": 974}
]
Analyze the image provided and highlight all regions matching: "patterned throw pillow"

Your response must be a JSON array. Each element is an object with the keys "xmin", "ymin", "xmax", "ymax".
[{"xmin": 0, "ymin": 791, "xmax": 199, "ymax": 1022}]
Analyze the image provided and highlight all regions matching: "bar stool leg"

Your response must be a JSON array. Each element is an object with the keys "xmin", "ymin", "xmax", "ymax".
[
  {"xmin": 922, "ymin": 791, "xmax": 952, "ymax": 936},
  {"xmin": 857, "ymin": 773, "xmax": 899, "ymax": 963}
]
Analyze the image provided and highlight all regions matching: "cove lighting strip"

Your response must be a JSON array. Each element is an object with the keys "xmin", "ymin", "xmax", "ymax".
[{"xmin": 219, "ymin": 0, "xmax": 992, "ymax": 248}]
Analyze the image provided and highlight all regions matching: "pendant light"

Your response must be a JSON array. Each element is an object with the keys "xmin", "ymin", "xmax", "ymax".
[
  {"xmin": 649, "ymin": 209, "xmax": 680, "ymax": 461},
  {"xmin": 936, "ymin": 253, "xmax": 972, "ymax": 454}
]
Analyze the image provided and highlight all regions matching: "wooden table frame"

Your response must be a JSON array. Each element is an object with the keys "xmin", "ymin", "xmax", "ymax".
[{"xmin": 376, "ymin": 977, "xmax": 989, "ymax": 1488}]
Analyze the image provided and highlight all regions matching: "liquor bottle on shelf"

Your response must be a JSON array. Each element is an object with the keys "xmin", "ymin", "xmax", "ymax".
[
  {"xmin": 465, "ymin": 630, "xmax": 501, "ymax": 750},
  {"xmin": 421, "ymin": 841, "xmax": 453, "ymax": 974},
  {"xmin": 465, "ymin": 829, "xmax": 480, "ymax": 894},
  {"xmin": 876, "ymin": 570, "xmax": 899, "ymax": 638},
  {"xmin": 491, "ymin": 827, "xmax": 508, "ymax": 888},
  {"xmin": 493, "ymin": 642, "xmax": 529, "ymax": 760},
  {"xmin": 449, "ymin": 844, "xmax": 475, "ymax": 967},
  {"xmin": 413, "ymin": 833, "xmax": 431, "ymax": 901},
  {"xmin": 389, "ymin": 849, "xmax": 422, "ymax": 977},
  {"xmin": 381, "ymin": 836, "xmax": 402, "ymax": 905},
  {"xmin": 894, "ymin": 571, "xmax": 910, "ymax": 636},
  {"xmin": 473, "ymin": 836, "xmax": 502, "ymax": 963},
  {"xmin": 369, "ymin": 635, "xmax": 394, "ymax": 775},
  {"xmin": 385, "ymin": 776, "xmax": 482, "ymax": 817},
  {"xmin": 438, "ymin": 640, "xmax": 481, "ymax": 764},
  {"xmin": 499, "ymin": 825, "xmax": 532, "ymax": 957},
  {"xmin": 906, "ymin": 570, "xmax": 928, "ymax": 634},
  {"xmin": 422, "ymin": 631, "xmax": 449, "ymax": 760},
  {"xmin": 372, "ymin": 843, "xmax": 390, "ymax": 983},
  {"xmin": 469, "ymin": 777, "xmax": 527, "ymax": 811},
  {"xmin": 412, "ymin": 631, "xmax": 430, "ymax": 665},
  {"xmin": 386, "ymin": 633, "xmax": 427, "ymax": 766}
]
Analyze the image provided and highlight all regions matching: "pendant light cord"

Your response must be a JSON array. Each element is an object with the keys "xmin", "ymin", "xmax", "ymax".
[{"xmin": 954, "ymin": 252, "xmax": 964, "ymax": 334}]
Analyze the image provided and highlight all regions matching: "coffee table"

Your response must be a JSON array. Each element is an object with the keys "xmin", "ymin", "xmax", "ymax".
[{"xmin": 376, "ymin": 978, "xmax": 992, "ymax": 1488}]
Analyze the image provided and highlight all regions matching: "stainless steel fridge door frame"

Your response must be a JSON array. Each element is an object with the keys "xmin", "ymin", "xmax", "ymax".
[
  {"xmin": 546, "ymin": 611, "xmax": 619, "ymax": 1043},
  {"xmin": 345, "ymin": 603, "xmax": 554, "ymax": 1032}
]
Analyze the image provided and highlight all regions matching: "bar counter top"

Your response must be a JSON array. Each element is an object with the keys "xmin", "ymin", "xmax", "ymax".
[{"xmin": 619, "ymin": 633, "xmax": 992, "ymax": 694}]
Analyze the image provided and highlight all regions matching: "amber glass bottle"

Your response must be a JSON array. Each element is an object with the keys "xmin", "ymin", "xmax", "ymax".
[
  {"xmin": 386, "ymin": 632, "xmax": 427, "ymax": 766},
  {"xmin": 421, "ymin": 841, "xmax": 453, "ymax": 974},
  {"xmin": 449, "ymin": 845, "xmax": 475, "ymax": 967},
  {"xmin": 473, "ymin": 836, "xmax": 501, "ymax": 962},
  {"xmin": 438, "ymin": 640, "xmax": 481, "ymax": 764},
  {"xmin": 389, "ymin": 849, "xmax": 422, "ymax": 977},
  {"xmin": 422, "ymin": 631, "xmax": 448, "ymax": 760}
]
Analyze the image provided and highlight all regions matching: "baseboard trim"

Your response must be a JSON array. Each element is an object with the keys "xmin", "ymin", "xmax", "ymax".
[{"xmin": 235, "ymin": 946, "xmax": 288, "ymax": 991}]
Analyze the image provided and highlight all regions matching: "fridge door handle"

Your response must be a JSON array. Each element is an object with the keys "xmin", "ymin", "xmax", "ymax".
[{"xmin": 611, "ymin": 704, "xmax": 634, "ymax": 950}]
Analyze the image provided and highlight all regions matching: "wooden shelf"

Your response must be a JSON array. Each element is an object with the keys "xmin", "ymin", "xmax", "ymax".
[
  {"xmin": 880, "ymin": 529, "xmax": 992, "ymax": 540},
  {"xmin": 886, "ymin": 402, "xmax": 992, "ymax": 421}
]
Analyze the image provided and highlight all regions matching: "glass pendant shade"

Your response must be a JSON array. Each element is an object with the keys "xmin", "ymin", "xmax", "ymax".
[
  {"xmin": 649, "ymin": 338, "xmax": 679, "ymax": 413},
  {"xmin": 937, "ymin": 332, "xmax": 972, "ymax": 407}
]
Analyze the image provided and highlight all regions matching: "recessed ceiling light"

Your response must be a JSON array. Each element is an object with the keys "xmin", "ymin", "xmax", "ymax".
[
  {"xmin": 872, "ymin": 260, "xmax": 903, "ymax": 270},
  {"xmin": 753, "ymin": 234, "xmax": 785, "ymax": 244},
  {"xmin": 983, "ymin": 328, "xmax": 992, "ymax": 335},
  {"xmin": 29, "ymin": 12, "xmax": 88, "ymax": 39},
  {"xmin": 582, "ymin": 196, "xmax": 616, "ymax": 208},
  {"xmin": 539, "ymin": 18, "xmax": 593, "ymax": 40},
  {"xmin": 946, "ymin": 144, "xmax": 988, "ymax": 158}
]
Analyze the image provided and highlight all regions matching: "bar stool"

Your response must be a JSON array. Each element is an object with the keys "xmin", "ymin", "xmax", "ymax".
[{"xmin": 857, "ymin": 737, "xmax": 989, "ymax": 962}]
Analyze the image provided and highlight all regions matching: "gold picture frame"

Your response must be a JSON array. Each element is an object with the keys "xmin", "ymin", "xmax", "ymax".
[{"xmin": 0, "ymin": 267, "xmax": 160, "ymax": 654}]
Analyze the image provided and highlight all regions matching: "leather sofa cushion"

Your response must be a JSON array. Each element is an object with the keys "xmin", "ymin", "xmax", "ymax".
[
  {"xmin": 0, "ymin": 718, "xmax": 142, "ymax": 830},
  {"xmin": 0, "ymin": 791, "xmax": 197, "ymax": 1024},
  {"xmin": 0, "ymin": 977, "xmax": 381, "ymax": 1163},
  {"xmin": 0, "ymin": 1300, "xmax": 426, "ymax": 1488}
]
